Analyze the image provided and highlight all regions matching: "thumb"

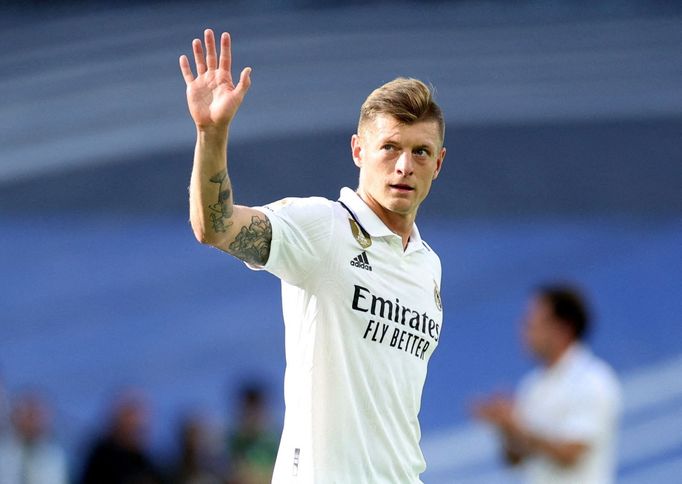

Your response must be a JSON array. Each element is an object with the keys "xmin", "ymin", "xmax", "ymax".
[{"xmin": 236, "ymin": 67, "xmax": 252, "ymax": 97}]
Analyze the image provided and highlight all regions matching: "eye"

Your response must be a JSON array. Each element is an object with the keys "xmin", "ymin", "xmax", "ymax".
[
  {"xmin": 382, "ymin": 144, "xmax": 396, "ymax": 151},
  {"xmin": 414, "ymin": 148, "xmax": 430, "ymax": 157}
]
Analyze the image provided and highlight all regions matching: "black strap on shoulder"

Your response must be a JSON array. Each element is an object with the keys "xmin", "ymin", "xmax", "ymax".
[{"xmin": 338, "ymin": 200, "xmax": 371, "ymax": 239}]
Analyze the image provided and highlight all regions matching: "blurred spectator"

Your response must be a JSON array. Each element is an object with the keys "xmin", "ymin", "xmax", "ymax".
[
  {"xmin": 168, "ymin": 414, "xmax": 225, "ymax": 484},
  {"xmin": 79, "ymin": 390, "xmax": 163, "ymax": 484},
  {"xmin": 473, "ymin": 284, "xmax": 622, "ymax": 484},
  {"xmin": 0, "ymin": 375, "xmax": 8, "ymax": 435},
  {"xmin": 226, "ymin": 384, "xmax": 278, "ymax": 484},
  {"xmin": 0, "ymin": 391, "xmax": 68, "ymax": 484}
]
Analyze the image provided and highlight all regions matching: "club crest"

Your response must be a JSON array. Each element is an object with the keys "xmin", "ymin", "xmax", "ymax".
[
  {"xmin": 349, "ymin": 218, "xmax": 372, "ymax": 249},
  {"xmin": 434, "ymin": 280, "xmax": 442, "ymax": 311}
]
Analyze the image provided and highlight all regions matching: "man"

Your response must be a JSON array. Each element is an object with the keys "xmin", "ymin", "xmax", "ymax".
[
  {"xmin": 179, "ymin": 29, "xmax": 446, "ymax": 483},
  {"xmin": 0, "ymin": 392, "xmax": 68, "ymax": 484},
  {"xmin": 474, "ymin": 285, "xmax": 622, "ymax": 484},
  {"xmin": 80, "ymin": 391, "xmax": 162, "ymax": 484}
]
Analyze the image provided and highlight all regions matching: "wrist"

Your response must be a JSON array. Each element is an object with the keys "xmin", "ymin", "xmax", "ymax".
[
  {"xmin": 196, "ymin": 123, "xmax": 229, "ymax": 138},
  {"xmin": 196, "ymin": 125, "xmax": 229, "ymax": 149}
]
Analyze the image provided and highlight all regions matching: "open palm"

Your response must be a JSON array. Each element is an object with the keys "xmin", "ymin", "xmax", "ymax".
[{"xmin": 179, "ymin": 29, "xmax": 251, "ymax": 130}]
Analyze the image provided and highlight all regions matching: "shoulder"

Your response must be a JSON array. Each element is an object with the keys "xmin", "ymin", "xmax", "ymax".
[
  {"xmin": 569, "ymin": 350, "xmax": 622, "ymax": 404},
  {"xmin": 419, "ymin": 237, "xmax": 443, "ymax": 279},
  {"xmin": 422, "ymin": 239, "xmax": 441, "ymax": 262},
  {"xmin": 587, "ymin": 355, "xmax": 621, "ymax": 395},
  {"xmin": 262, "ymin": 195, "xmax": 335, "ymax": 214},
  {"xmin": 257, "ymin": 196, "xmax": 338, "ymax": 233}
]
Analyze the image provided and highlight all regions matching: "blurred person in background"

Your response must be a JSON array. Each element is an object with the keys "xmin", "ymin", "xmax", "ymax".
[
  {"xmin": 169, "ymin": 414, "xmax": 226, "ymax": 484},
  {"xmin": 225, "ymin": 384, "xmax": 278, "ymax": 484},
  {"xmin": 473, "ymin": 284, "xmax": 622, "ymax": 484},
  {"xmin": 0, "ymin": 374, "xmax": 8, "ymax": 435},
  {"xmin": 79, "ymin": 390, "xmax": 163, "ymax": 484},
  {"xmin": 179, "ymin": 28, "xmax": 445, "ymax": 482},
  {"xmin": 0, "ymin": 391, "xmax": 68, "ymax": 484}
]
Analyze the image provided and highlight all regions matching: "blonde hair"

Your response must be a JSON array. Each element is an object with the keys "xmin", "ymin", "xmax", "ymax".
[{"xmin": 358, "ymin": 77, "xmax": 445, "ymax": 144}]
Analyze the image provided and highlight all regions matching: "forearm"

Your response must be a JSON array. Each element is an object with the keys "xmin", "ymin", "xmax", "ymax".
[
  {"xmin": 189, "ymin": 125, "xmax": 234, "ymax": 241},
  {"xmin": 503, "ymin": 426, "xmax": 587, "ymax": 468},
  {"xmin": 523, "ymin": 431, "xmax": 587, "ymax": 467},
  {"xmin": 188, "ymin": 127, "xmax": 272, "ymax": 265},
  {"xmin": 189, "ymin": 127, "xmax": 233, "ymax": 244}
]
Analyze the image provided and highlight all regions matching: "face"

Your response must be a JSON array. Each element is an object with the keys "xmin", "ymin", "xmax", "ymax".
[
  {"xmin": 522, "ymin": 296, "xmax": 562, "ymax": 362},
  {"xmin": 351, "ymin": 114, "xmax": 445, "ymax": 223},
  {"xmin": 13, "ymin": 397, "xmax": 49, "ymax": 443}
]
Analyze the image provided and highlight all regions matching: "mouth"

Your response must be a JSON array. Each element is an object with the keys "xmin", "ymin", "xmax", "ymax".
[{"xmin": 389, "ymin": 184, "xmax": 414, "ymax": 192}]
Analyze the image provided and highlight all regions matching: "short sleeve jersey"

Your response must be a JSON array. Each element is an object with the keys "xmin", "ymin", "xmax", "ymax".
[
  {"xmin": 249, "ymin": 187, "xmax": 443, "ymax": 483},
  {"xmin": 515, "ymin": 344, "xmax": 622, "ymax": 484}
]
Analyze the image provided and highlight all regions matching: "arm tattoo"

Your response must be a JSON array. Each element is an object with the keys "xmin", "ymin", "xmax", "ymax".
[
  {"xmin": 229, "ymin": 216, "xmax": 272, "ymax": 266},
  {"xmin": 208, "ymin": 170, "xmax": 233, "ymax": 233}
]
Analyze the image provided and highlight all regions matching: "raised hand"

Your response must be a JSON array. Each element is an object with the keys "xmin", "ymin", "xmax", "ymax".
[{"xmin": 179, "ymin": 29, "xmax": 252, "ymax": 131}]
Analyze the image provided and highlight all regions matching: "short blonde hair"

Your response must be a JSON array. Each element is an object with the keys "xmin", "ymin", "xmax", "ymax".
[{"xmin": 358, "ymin": 77, "xmax": 445, "ymax": 144}]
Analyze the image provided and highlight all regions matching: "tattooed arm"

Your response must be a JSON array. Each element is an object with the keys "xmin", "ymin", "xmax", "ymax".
[{"xmin": 181, "ymin": 29, "xmax": 271, "ymax": 266}]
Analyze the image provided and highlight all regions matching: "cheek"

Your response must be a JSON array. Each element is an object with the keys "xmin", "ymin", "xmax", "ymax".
[
  {"xmin": 369, "ymin": 161, "xmax": 393, "ymax": 180},
  {"xmin": 417, "ymin": 171, "xmax": 435, "ymax": 192},
  {"xmin": 523, "ymin": 323, "xmax": 542, "ymax": 347}
]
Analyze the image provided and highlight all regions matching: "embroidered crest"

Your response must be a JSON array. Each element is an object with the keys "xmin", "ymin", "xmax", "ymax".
[
  {"xmin": 349, "ymin": 218, "xmax": 372, "ymax": 249},
  {"xmin": 434, "ymin": 280, "xmax": 443, "ymax": 311}
]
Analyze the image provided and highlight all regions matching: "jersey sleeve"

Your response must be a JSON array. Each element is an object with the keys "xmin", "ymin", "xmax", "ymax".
[{"xmin": 247, "ymin": 196, "xmax": 335, "ymax": 287}]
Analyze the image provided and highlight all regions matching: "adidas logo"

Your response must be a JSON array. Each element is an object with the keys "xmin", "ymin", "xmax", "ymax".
[{"xmin": 350, "ymin": 251, "xmax": 372, "ymax": 271}]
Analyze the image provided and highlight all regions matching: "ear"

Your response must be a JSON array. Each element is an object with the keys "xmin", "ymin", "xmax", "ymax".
[
  {"xmin": 432, "ymin": 147, "xmax": 446, "ymax": 180},
  {"xmin": 351, "ymin": 134, "xmax": 363, "ymax": 168}
]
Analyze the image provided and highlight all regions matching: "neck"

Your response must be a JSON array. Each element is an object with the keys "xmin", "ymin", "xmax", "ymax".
[
  {"xmin": 357, "ymin": 190, "xmax": 415, "ymax": 249},
  {"xmin": 545, "ymin": 340, "xmax": 575, "ymax": 368}
]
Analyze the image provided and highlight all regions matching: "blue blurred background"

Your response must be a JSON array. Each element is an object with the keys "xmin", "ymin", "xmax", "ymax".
[{"xmin": 1, "ymin": 0, "xmax": 681, "ymax": 482}]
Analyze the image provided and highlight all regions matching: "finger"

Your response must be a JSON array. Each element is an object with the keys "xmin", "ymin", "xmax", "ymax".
[
  {"xmin": 235, "ymin": 67, "xmax": 252, "ymax": 98},
  {"xmin": 178, "ymin": 55, "xmax": 195, "ymax": 85},
  {"xmin": 192, "ymin": 38, "xmax": 207, "ymax": 75},
  {"xmin": 204, "ymin": 28, "xmax": 217, "ymax": 70},
  {"xmin": 218, "ymin": 32, "xmax": 231, "ymax": 74}
]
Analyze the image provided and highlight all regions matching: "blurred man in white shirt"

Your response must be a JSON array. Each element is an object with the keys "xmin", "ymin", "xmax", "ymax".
[{"xmin": 474, "ymin": 284, "xmax": 622, "ymax": 484}]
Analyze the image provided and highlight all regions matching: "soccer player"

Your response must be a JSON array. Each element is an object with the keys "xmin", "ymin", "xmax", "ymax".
[
  {"xmin": 473, "ymin": 285, "xmax": 622, "ymax": 484},
  {"xmin": 179, "ymin": 29, "xmax": 446, "ymax": 483}
]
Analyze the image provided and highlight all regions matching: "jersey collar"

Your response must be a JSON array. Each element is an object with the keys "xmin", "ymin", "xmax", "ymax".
[{"xmin": 338, "ymin": 187, "xmax": 425, "ymax": 253}]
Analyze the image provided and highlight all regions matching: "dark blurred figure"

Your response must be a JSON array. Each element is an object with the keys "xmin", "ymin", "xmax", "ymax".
[
  {"xmin": 226, "ymin": 384, "xmax": 278, "ymax": 484},
  {"xmin": 169, "ymin": 414, "xmax": 225, "ymax": 484},
  {"xmin": 0, "ymin": 391, "xmax": 68, "ymax": 484},
  {"xmin": 79, "ymin": 390, "xmax": 163, "ymax": 484},
  {"xmin": 473, "ymin": 284, "xmax": 622, "ymax": 484}
]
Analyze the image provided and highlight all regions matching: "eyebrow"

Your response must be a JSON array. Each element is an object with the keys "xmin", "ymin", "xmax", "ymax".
[
  {"xmin": 381, "ymin": 136, "xmax": 435, "ymax": 149},
  {"xmin": 378, "ymin": 131, "xmax": 439, "ymax": 153}
]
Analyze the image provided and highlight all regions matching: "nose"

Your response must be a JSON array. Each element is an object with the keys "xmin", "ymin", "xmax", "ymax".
[{"xmin": 395, "ymin": 151, "xmax": 414, "ymax": 176}]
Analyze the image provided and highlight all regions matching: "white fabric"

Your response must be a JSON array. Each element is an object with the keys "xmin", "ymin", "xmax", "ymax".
[
  {"xmin": 0, "ymin": 435, "xmax": 68, "ymax": 484},
  {"xmin": 249, "ymin": 187, "xmax": 443, "ymax": 483},
  {"xmin": 516, "ymin": 344, "xmax": 622, "ymax": 484}
]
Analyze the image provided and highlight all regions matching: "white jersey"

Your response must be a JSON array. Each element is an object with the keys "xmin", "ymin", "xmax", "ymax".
[
  {"xmin": 249, "ymin": 187, "xmax": 443, "ymax": 483},
  {"xmin": 516, "ymin": 344, "xmax": 622, "ymax": 484}
]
